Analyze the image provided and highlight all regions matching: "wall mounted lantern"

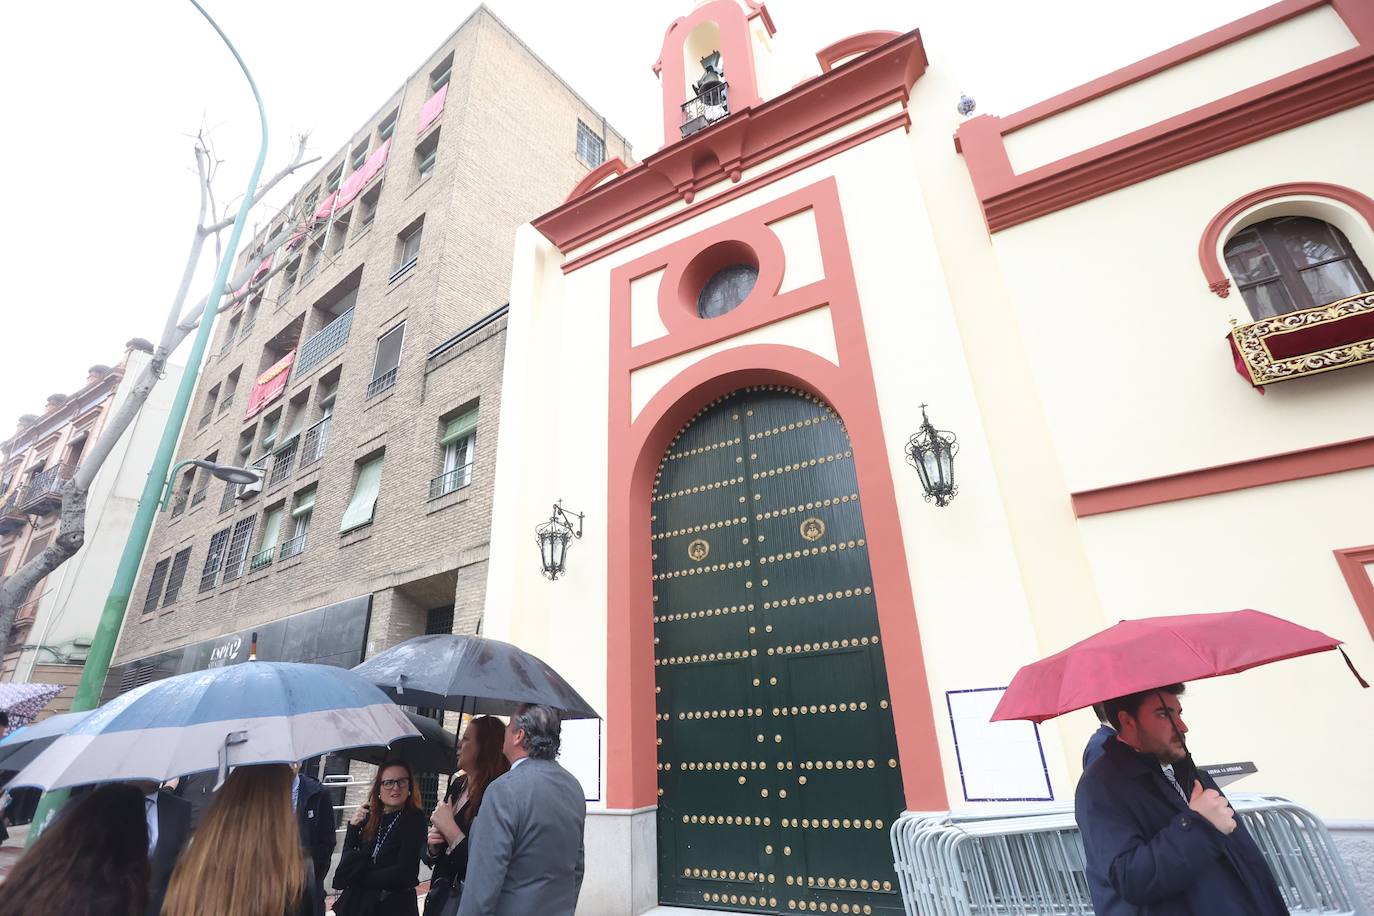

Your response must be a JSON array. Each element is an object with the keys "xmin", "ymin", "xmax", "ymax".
[
  {"xmin": 904, "ymin": 404, "xmax": 959, "ymax": 507},
  {"xmin": 536, "ymin": 500, "xmax": 585, "ymax": 580}
]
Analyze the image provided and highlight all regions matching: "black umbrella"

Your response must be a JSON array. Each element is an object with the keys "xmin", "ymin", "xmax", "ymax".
[
  {"xmin": 351, "ymin": 635, "xmax": 599, "ymax": 719},
  {"xmin": 335, "ymin": 711, "xmax": 456, "ymax": 774}
]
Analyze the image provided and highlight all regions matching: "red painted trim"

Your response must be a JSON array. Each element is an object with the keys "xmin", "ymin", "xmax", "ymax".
[
  {"xmin": 1334, "ymin": 544, "xmax": 1374, "ymax": 643},
  {"xmin": 1072, "ymin": 434, "xmax": 1374, "ymax": 517},
  {"xmin": 534, "ymin": 31, "xmax": 927, "ymax": 254},
  {"xmin": 604, "ymin": 178, "xmax": 948, "ymax": 811},
  {"xmin": 1198, "ymin": 182, "xmax": 1374, "ymax": 295},
  {"xmin": 561, "ymin": 111, "xmax": 911, "ymax": 275},
  {"xmin": 655, "ymin": 0, "xmax": 763, "ymax": 150},
  {"xmin": 817, "ymin": 31, "xmax": 903, "ymax": 72},
  {"xmin": 565, "ymin": 158, "xmax": 629, "ymax": 204},
  {"xmin": 956, "ymin": 0, "xmax": 1374, "ymax": 232}
]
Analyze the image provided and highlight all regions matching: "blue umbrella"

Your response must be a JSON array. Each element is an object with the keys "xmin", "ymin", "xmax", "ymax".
[
  {"xmin": 0, "ymin": 710, "xmax": 93, "ymax": 772},
  {"xmin": 7, "ymin": 662, "xmax": 418, "ymax": 791}
]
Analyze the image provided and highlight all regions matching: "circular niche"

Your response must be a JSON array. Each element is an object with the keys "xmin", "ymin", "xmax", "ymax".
[{"xmin": 679, "ymin": 239, "xmax": 761, "ymax": 320}]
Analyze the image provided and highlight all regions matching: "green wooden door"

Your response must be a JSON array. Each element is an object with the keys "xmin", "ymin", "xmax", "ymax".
[{"xmin": 653, "ymin": 387, "xmax": 906, "ymax": 915}]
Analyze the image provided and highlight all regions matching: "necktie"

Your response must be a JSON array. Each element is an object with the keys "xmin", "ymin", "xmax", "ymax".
[{"xmin": 1162, "ymin": 764, "xmax": 1188, "ymax": 803}]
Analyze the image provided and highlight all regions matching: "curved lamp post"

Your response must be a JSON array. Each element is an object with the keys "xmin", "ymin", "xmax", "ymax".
[
  {"xmin": 904, "ymin": 404, "xmax": 959, "ymax": 507},
  {"xmin": 160, "ymin": 459, "xmax": 263, "ymax": 509},
  {"xmin": 536, "ymin": 500, "xmax": 584, "ymax": 580}
]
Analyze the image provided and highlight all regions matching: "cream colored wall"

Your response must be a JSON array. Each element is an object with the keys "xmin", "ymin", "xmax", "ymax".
[
  {"xmin": 1003, "ymin": 4, "xmax": 1357, "ymax": 173},
  {"xmin": 1076, "ymin": 469, "xmax": 1374, "ymax": 819},
  {"xmin": 488, "ymin": 112, "xmax": 1082, "ymax": 807},
  {"xmin": 990, "ymin": 101, "xmax": 1374, "ymax": 492}
]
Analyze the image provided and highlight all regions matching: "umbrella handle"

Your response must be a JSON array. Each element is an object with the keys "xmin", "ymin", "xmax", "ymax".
[{"xmin": 216, "ymin": 730, "xmax": 249, "ymax": 790}]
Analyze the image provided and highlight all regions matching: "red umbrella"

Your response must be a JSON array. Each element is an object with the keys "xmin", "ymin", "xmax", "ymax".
[{"xmin": 991, "ymin": 609, "xmax": 1367, "ymax": 723}]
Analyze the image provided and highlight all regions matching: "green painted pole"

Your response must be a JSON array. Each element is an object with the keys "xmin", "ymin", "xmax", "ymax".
[{"xmin": 25, "ymin": 0, "xmax": 269, "ymax": 842}]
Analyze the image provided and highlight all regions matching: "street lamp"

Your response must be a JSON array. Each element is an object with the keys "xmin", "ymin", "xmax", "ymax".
[
  {"xmin": 535, "ymin": 500, "xmax": 584, "ymax": 580},
  {"xmin": 904, "ymin": 404, "xmax": 959, "ymax": 507},
  {"xmin": 159, "ymin": 459, "xmax": 262, "ymax": 510}
]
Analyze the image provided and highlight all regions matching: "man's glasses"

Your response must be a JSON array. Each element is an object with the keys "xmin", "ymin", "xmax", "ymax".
[{"xmin": 380, "ymin": 778, "xmax": 411, "ymax": 790}]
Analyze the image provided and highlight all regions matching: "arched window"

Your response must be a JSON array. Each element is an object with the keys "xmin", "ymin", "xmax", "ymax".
[
  {"xmin": 1224, "ymin": 216, "xmax": 1373, "ymax": 319},
  {"xmin": 696, "ymin": 263, "xmax": 758, "ymax": 318}
]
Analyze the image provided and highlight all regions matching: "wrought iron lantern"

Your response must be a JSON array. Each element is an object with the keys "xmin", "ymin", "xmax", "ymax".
[
  {"xmin": 535, "ymin": 500, "xmax": 585, "ymax": 580},
  {"xmin": 904, "ymin": 405, "xmax": 959, "ymax": 507}
]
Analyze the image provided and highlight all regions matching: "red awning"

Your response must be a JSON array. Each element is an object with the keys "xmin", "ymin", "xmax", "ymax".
[
  {"xmin": 418, "ymin": 84, "xmax": 448, "ymax": 135},
  {"xmin": 336, "ymin": 139, "xmax": 391, "ymax": 210},
  {"xmin": 244, "ymin": 351, "xmax": 296, "ymax": 419}
]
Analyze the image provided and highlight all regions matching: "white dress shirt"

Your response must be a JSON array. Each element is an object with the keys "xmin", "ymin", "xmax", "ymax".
[{"xmin": 145, "ymin": 791, "xmax": 160, "ymax": 855}]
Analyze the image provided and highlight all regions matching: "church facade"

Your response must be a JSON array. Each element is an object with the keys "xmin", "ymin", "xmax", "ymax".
[{"xmin": 482, "ymin": 1, "xmax": 1374, "ymax": 912}]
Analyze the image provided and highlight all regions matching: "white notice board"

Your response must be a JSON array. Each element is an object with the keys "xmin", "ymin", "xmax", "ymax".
[
  {"xmin": 559, "ymin": 717, "xmax": 602, "ymax": 802},
  {"xmin": 945, "ymin": 687, "xmax": 1053, "ymax": 802}
]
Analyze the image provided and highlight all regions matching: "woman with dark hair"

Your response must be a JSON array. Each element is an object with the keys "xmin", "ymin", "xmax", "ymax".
[
  {"xmin": 0, "ymin": 783, "xmax": 150, "ymax": 916},
  {"xmin": 334, "ymin": 760, "xmax": 428, "ymax": 916},
  {"xmin": 162, "ymin": 764, "xmax": 311, "ymax": 916},
  {"xmin": 422, "ymin": 716, "xmax": 510, "ymax": 916}
]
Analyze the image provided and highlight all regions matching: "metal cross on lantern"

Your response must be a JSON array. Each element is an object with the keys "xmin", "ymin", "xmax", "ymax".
[
  {"xmin": 536, "ymin": 500, "xmax": 585, "ymax": 580},
  {"xmin": 905, "ymin": 404, "xmax": 959, "ymax": 507}
]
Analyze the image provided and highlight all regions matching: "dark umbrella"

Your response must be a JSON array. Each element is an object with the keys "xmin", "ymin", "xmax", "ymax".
[
  {"xmin": 351, "ymin": 635, "xmax": 599, "ymax": 719},
  {"xmin": 0, "ymin": 710, "xmax": 93, "ymax": 772},
  {"xmin": 336, "ymin": 711, "xmax": 456, "ymax": 774}
]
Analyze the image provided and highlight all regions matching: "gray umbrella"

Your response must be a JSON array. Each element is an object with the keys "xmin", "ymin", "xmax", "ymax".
[
  {"xmin": 337, "ymin": 711, "xmax": 456, "ymax": 774},
  {"xmin": 351, "ymin": 635, "xmax": 599, "ymax": 719},
  {"xmin": 0, "ymin": 710, "xmax": 93, "ymax": 773}
]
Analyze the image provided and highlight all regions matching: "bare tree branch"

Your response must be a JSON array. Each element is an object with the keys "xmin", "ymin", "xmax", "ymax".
[
  {"xmin": 0, "ymin": 127, "xmax": 316, "ymax": 659},
  {"xmin": 203, "ymin": 134, "xmax": 315, "ymax": 234}
]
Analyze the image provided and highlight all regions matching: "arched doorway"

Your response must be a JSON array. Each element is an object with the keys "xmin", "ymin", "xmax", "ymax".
[{"xmin": 652, "ymin": 385, "xmax": 905, "ymax": 915}]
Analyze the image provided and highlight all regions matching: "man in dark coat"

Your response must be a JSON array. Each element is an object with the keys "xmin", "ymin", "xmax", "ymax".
[
  {"xmin": 1075, "ymin": 684, "xmax": 1288, "ymax": 915},
  {"xmin": 292, "ymin": 762, "xmax": 337, "ymax": 916},
  {"xmin": 140, "ymin": 783, "xmax": 193, "ymax": 916}
]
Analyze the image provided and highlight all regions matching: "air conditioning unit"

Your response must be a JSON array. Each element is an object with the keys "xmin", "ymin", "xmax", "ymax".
[{"xmin": 237, "ymin": 478, "xmax": 263, "ymax": 499}]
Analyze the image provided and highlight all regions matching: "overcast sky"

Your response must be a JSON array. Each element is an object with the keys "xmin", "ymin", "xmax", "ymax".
[{"xmin": 0, "ymin": 0, "xmax": 1266, "ymax": 437}]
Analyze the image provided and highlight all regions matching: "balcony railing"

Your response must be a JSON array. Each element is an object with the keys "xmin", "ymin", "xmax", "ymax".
[
  {"xmin": 21, "ymin": 464, "xmax": 75, "ymax": 513},
  {"xmin": 240, "ymin": 317, "xmax": 256, "ymax": 339},
  {"xmin": 191, "ymin": 483, "xmax": 209, "ymax": 507},
  {"xmin": 1228, "ymin": 291, "xmax": 1374, "ymax": 386},
  {"xmin": 295, "ymin": 307, "xmax": 353, "ymax": 378},
  {"xmin": 366, "ymin": 368, "xmax": 398, "ymax": 399},
  {"xmin": 428, "ymin": 463, "xmax": 473, "ymax": 500},
  {"xmin": 268, "ymin": 438, "xmax": 298, "ymax": 488},
  {"xmin": 279, "ymin": 532, "xmax": 308, "ymax": 561},
  {"xmin": 171, "ymin": 492, "xmax": 189, "ymax": 518},
  {"xmin": 197, "ymin": 408, "xmax": 214, "ymax": 430},
  {"xmin": 389, "ymin": 256, "xmax": 418, "ymax": 284},
  {"xmin": 299, "ymin": 416, "xmax": 331, "ymax": 468},
  {"xmin": 0, "ymin": 488, "xmax": 27, "ymax": 533},
  {"xmin": 681, "ymin": 81, "xmax": 729, "ymax": 138},
  {"xmin": 249, "ymin": 546, "xmax": 275, "ymax": 573}
]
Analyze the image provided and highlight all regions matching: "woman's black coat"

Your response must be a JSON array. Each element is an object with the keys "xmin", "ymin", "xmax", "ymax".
[{"xmin": 333, "ymin": 806, "xmax": 427, "ymax": 916}]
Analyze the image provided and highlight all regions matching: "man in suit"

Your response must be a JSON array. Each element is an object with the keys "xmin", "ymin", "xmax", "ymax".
[
  {"xmin": 291, "ymin": 761, "xmax": 337, "ymax": 916},
  {"xmin": 458, "ymin": 704, "xmax": 586, "ymax": 916},
  {"xmin": 136, "ymin": 781, "xmax": 193, "ymax": 916}
]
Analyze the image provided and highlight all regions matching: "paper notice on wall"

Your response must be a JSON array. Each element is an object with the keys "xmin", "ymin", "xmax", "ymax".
[
  {"xmin": 946, "ymin": 688, "xmax": 1053, "ymax": 802},
  {"xmin": 559, "ymin": 717, "xmax": 602, "ymax": 802}
]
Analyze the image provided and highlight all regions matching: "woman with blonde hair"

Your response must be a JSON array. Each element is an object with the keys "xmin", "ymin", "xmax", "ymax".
[
  {"xmin": 333, "ymin": 759, "xmax": 427, "ymax": 916},
  {"xmin": 162, "ymin": 763, "xmax": 311, "ymax": 916}
]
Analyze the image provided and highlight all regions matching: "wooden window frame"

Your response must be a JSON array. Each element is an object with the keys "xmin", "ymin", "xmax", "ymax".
[{"xmin": 1225, "ymin": 216, "xmax": 1374, "ymax": 319}]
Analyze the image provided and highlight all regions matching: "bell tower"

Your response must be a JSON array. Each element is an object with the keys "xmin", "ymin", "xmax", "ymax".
[{"xmin": 654, "ymin": 0, "xmax": 777, "ymax": 148}]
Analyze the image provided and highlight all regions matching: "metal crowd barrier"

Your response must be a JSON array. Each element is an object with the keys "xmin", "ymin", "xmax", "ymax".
[{"xmin": 890, "ymin": 795, "xmax": 1362, "ymax": 916}]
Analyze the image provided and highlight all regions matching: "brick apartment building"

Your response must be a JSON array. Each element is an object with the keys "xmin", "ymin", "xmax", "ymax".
[{"xmin": 108, "ymin": 6, "xmax": 629, "ymax": 725}]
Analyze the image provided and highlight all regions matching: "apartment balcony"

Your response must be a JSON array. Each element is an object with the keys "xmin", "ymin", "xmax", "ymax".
[
  {"xmin": 0, "ymin": 488, "xmax": 27, "ymax": 534},
  {"xmin": 248, "ymin": 545, "xmax": 275, "ymax": 573},
  {"xmin": 267, "ymin": 437, "xmax": 298, "ymax": 488},
  {"xmin": 190, "ymin": 482, "xmax": 210, "ymax": 508},
  {"xmin": 1229, "ymin": 291, "xmax": 1374, "ymax": 386},
  {"xmin": 366, "ymin": 368, "xmax": 398, "ymax": 400},
  {"xmin": 279, "ymin": 532, "xmax": 308, "ymax": 561},
  {"xmin": 428, "ymin": 463, "xmax": 472, "ymax": 500},
  {"xmin": 240, "ymin": 317, "xmax": 256, "ymax": 339},
  {"xmin": 299, "ymin": 416, "xmax": 331, "ymax": 469},
  {"xmin": 681, "ymin": 81, "xmax": 729, "ymax": 138},
  {"xmin": 295, "ymin": 307, "xmax": 353, "ymax": 378},
  {"xmin": 21, "ymin": 464, "xmax": 75, "ymax": 514},
  {"xmin": 170, "ymin": 492, "xmax": 189, "ymax": 518}
]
